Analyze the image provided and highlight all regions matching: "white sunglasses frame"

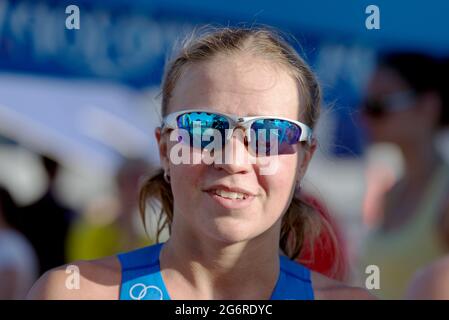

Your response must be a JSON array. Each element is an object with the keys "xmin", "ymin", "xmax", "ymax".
[{"xmin": 160, "ymin": 108, "xmax": 313, "ymax": 146}]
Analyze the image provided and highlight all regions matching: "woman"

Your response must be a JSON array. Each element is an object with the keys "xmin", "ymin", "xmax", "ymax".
[
  {"xmin": 27, "ymin": 26, "xmax": 372, "ymax": 300},
  {"xmin": 359, "ymin": 53, "xmax": 449, "ymax": 299}
]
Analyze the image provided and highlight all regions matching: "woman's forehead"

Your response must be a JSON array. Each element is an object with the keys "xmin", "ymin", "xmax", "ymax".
[{"xmin": 168, "ymin": 55, "xmax": 301, "ymax": 119}]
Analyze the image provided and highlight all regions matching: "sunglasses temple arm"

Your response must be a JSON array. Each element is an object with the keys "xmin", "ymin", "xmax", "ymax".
[{"xmin": 304, "ymin": 127, "xmax": 313, "ymax": 145}]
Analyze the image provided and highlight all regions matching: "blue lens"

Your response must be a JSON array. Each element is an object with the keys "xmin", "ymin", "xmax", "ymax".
[
  {"xmin": 176, "ymin": 112, "xmax": 229, "ymax": 149},
  {"xmin": 250, "ymin": 119, "xmax": 301, "ymax": 155}
]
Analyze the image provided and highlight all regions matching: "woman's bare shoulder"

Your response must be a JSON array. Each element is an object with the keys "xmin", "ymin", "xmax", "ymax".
[
  {"xmin": 311, "ymin": 271, "xmax": 377, "ymax": 300},
  {"xmin": 26, "ymin": 255, "xmax": 121, "ymax": 300},
  {"xmin": 405, "ymin": 256, "xmax": 449, "ymax": 299}
]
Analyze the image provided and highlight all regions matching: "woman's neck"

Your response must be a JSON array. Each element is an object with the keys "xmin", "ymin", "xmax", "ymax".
[{"xmin": 160, "ymin": 221, "xmax": 281, "ymax": 299}]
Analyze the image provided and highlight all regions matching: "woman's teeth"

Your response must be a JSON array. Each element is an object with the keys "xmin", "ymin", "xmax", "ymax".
[{"xmin": 212, "ymin": 189, "xmax": 248, "ymax": 200}]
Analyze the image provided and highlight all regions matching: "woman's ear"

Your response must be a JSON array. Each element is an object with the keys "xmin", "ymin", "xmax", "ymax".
[
  {"xmin": 297, "ymin": 137, "xmax": 317, "ymax": 181},
  {"xmin": 155, "ymin": 127, "xmax": 170, "ymax": 171}
]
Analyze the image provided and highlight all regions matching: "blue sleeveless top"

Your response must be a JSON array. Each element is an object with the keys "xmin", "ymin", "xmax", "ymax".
[{"xmin": 118, "ymin": 243, "xmax": 314, "ymax": 300}]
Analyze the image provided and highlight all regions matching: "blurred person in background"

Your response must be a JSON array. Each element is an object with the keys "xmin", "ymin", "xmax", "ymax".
[
  {"xmin": 358, "ymin": 53, "xmax": 449, "ymax": 299},
  {"xmin": 0, "ymin": 185, "xmax": 38, "ymax": 299},
  {"xmin": 66, "ymin": 158, "xmax": 154, "ymax": 261},
  {"xmin": 16, "ymin": 155, "xmax": 76, "ymax": 276}
]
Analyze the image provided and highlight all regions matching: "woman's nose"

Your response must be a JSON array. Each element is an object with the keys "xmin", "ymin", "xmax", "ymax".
[{"xmin": 212, "ymin": 127, "xmax": 252, "ymax": 174}]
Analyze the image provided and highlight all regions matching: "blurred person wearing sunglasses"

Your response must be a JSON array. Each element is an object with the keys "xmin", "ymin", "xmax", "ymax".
[
  {"xmin": 358, "ymin": 53, "xmax": 449, "ymax": 299},
  {"xmin": 27, "ymin": 26, "xmax": 373, "ymax": 300}
]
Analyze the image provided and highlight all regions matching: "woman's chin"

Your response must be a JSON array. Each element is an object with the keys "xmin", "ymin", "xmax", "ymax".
[
  {"xmin": 199, "ymin": 214, "xmax": 275, "ymax": 245},
  {"xmin": 200, "ymin": 218, "xmax": 259, "ymax": 244}
]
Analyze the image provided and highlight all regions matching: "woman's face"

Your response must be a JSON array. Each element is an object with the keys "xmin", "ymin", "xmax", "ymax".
[{"xmin": 156, "ymin": 53, "xmax": 315, "ymax": 245}]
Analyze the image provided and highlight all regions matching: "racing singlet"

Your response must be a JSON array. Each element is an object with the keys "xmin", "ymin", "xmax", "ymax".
[{"xmin": 118, "ymin": 242, "xmax": 314, "ymax": 300}]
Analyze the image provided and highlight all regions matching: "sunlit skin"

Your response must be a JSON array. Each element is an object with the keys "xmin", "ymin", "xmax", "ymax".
[{"xmin": 26, "ymin": 52, "xmax": 375, "ymax": 300}]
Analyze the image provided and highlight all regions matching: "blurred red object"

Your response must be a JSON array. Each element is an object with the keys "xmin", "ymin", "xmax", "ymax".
[{"xmin": 297, "ymin": 193, "xmax": 349, "ymax": 281}]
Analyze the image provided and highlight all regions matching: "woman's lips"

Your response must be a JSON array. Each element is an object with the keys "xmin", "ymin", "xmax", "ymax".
[{"xmin": 205, "ymin": 190, "xmax": 255, "ymax": 209}]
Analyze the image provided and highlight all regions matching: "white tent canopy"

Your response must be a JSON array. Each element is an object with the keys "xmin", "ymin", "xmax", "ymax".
[{"xmin": 0, "ymin": 73, "xmax": 162, "ymax": 175}]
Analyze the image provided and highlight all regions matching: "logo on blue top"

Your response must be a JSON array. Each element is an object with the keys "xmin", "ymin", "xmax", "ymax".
[{"xmin": 129, "ymin": 283, "xmax": 163, "ymax": 300}]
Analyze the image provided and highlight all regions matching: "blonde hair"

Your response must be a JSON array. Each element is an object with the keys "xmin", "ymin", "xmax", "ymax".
[{"xmin": 139, "ymin": 26, "xmax": 343, "ymax": 278}]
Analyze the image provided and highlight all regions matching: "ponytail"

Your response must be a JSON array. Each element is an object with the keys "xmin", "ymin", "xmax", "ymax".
[{"xmin": 139, "ymin": 169, "xmax": 173, "ymax": 241}]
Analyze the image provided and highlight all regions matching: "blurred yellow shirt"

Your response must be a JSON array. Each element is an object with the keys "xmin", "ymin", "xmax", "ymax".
[
  {"xmin": 359, "ymin": 162, "xmax": 449, "ymax": 299},
  {"xmin": 66, "ymin": 217, "xmax": 154, "ymax": 262}
]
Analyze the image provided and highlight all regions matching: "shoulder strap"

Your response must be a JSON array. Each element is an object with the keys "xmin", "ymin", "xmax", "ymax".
[
  {"xmin": 118, "ymin": 243, "xmax": 171, "ymax": 300},
  {"xmin": 270, "ymin": 255, "xmax": 314, "ymax": 300}
]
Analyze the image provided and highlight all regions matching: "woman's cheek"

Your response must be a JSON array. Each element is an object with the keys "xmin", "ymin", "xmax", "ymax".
[
  {"xmin": 258, "ymin": 157, "xmax": 297, "ymax": 213},
  {"xmin": 170, "ymin": 163, "xmax": 203, "ymax": 209}
]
